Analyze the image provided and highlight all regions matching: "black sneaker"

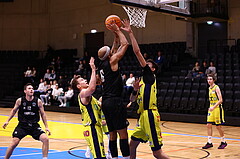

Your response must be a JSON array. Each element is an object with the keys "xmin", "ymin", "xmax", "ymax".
[
  {"xmin": 202, "ymin": 142, "xmax": 213, "ymax": 149},
  {"xmin": 218, "ymin": 142, "xmax": 227, "ymax": 149}
]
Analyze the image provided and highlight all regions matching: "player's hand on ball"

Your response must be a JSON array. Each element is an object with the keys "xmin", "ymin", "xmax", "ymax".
[{"xmin": 2, "ymin": 122, "xmax": 9, "ymax": 129}]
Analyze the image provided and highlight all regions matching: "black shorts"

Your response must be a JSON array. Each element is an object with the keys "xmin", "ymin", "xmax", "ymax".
[
  {"xmin": 102, "ymin": 97, "xmax": 129, "ymax": 132},
  {"xmin": 12, "ymin": 122, "xmax": 45, "ymax": 140}
]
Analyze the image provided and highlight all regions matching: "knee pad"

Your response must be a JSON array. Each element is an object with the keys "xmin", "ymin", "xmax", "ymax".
[{"xmin": 120, "ymin": 139, "xmax": 130, "ymax": 157}]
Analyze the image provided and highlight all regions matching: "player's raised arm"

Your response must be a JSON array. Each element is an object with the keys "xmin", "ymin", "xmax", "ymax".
[
  {"xmin": 108, "ymin": 23, "xmax": 129, "ymax": 66},
  {"xmin": 2, "ymin": 98, "xmax": 21, "ymax": 129},
  {"xmin": 122, "ymin": 19, "xmax": 147, "ymax": 68},
  {"xmin": 80, "ymin": 57, "xmax": 96, "ymax": 98}
]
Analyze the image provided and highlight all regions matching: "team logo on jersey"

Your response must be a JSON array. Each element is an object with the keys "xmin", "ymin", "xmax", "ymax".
[
  {"xmin": 32, "ymin": 102, "xmax": 36, "ymax": 107},
  {"xmin": 23, "ymin": 102, "xmax": 26, "ymax": 106},
  {"xmin": 14, "ymin": 131, "xmax": 17, "ymax": 134}
]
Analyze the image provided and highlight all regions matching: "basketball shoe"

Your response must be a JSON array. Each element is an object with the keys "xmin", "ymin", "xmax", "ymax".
[
  {"xmin": 202, "ymin": 142, "xmax": 213, "ymax": 149},
  {"xmin": 218, "ymin": 142, "xmax": 227, "ymax": 149}
]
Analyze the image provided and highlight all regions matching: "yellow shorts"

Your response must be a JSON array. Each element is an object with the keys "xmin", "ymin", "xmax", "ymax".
[
  {"xmin": 83, "ymin": 125, "xmax": 106, "ymax": 158},
  {"xmin": 207, "ymin": 105, "xmax": 225, "ymax": 125},
  {"xmin": 131, "ymin": 109, "xmax": 163, "ymax": 151}
]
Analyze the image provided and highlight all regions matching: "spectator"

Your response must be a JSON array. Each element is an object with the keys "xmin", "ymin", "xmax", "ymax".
[
  {"xmin": 49, "ymin": 69, "xmax": 56, "ymax": 81},
  {"xmin": 40, "ymin": 84, "xmax": 52, "ymax": 105},
  {"xmin": 207, "ymin": 61, "xmax": 217, "ymax": 76},
  {"xmin": 143, "ymin": 53, "xmax": 149, "ymax": 60},
  {"xmin": 75, "ymin": 60, "xmax": 84, "ymax": 76},
  {"xmin": 155, "ymin": 51, "xmax": 165, "ymax": 73},
  {"xmin": 56, "ymin": 56, "xmax": 62, "ymax": 70},
  {"xmin": 48, "ymin": 58, "xmax": 56, "ymax": 70},
  {"xmin": 51, "ymin": 84, "xmax": 63, "ymax": 103},
  {"xmin": 201, "ymin": 61, "xmax": 208, "ymax": 76},
  {"xmin": 43, "ymin": 69, "xmax": 51, "ymax": 81},
  {"xmin": 58, "ymin": 86, "xmax": 74, "ymax": 107},
  {"xmin": 192, "ymin": 61, "xmax": 204, "ymax": 78},
  {"xmin": 125, "ymin": 73, "xmax": 135, "ymax": 94},
  {"xmin": 35, "ymin": 79, "xmax": 48, "ymax": 95},
  {"xmin": 24, "ymin": 66, "xmax": 33, "ymax": 84}
]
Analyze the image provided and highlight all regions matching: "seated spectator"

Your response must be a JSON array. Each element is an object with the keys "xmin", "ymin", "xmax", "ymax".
[
  {"xmin": 56, "ymin": 56, "xmax": 63, "ymax": 70},
  {"xmin": 201, "ymin": 61, "xmax": 208, "ymax": 76},
  {"xmin": 122, "ymin": 74, "xmax": 127, "ymax": 86},
  {"xmin": 192, "ymin": 61, "xmax": 204, "ymax": 78},
  {"xmin": 49, "ymin": 69, "xmax": 56, "ymax": 81},
  {"xmin": 51, "ymin": 84, "xmax": 64, "ymax": 104},
  {"xmin": 24, "ymin": 66, "xmax": 33, "ymax": 84},
  {"xmin": 40, "ymin": 84, "xmax": 52, "ymax": 105},
  {"xmin": 43, "ymin": 69, "xmax": 51, "ymax": 81},
  {"xmin": 207, "ymin": 61, "xmax": 216, "ymax": 76},
  {"xmin": 34, "ymin": 79, "xmax": 47, "ymax": 94},
  {"xmin": 75, "ymin": 60, "xmax": 84, "ymax": 76},
  {"xmin": 58, "ymin": 86, "xmax": 74, "ymax": 107},
  {"xmin": 51, "ymin": 80, "xmax": 58, "ymax": 89},
  {"xmin": 48, "ymin": 58, "xmax": 56, "ymax": 70},
  {"xmin": 125, "ymin": 73, "xmax": 135, "ymax": 95},
  {"xmin": 155, "ymin": 51, "xmax": 165, "ymax": 72}
]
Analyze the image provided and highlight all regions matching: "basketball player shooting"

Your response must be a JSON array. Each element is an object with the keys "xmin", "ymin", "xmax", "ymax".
[{"xmin": 98, "ymin": 16, "xmax": 130, "ymax": 159}]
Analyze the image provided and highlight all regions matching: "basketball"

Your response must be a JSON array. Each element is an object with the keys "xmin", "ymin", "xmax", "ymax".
[{"xmin": 105, "ymin": 15, "xmax": 122, "ymax": 30}]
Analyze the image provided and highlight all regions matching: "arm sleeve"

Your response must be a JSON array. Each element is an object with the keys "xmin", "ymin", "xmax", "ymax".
[{"xmin": 142, "ymin": 65, "xmax": 155, "ymax": 85}]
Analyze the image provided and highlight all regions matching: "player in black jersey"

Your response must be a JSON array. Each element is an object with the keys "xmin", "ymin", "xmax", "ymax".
[
  {"xmin": 2, "ymin": 83, "xmax": 51, "ymax": 159},
  {"xmin": 98, "ymin": 22, "xmax": 130, "ymax": 158},
  {"xmin": 122, "ymin": 19, "xmax": 170, "ymax": 159}
]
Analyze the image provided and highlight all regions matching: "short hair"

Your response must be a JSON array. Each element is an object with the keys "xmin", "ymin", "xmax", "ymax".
[
  {"xmin": 147, "ymin": 59, "xmax": 158, "ymax": 74},
  {"xmin": 71, "ymin": 75, "xmax": 81, "ymax": 90},
  {"xmin": 207, "ymin": 74, "xmax": 217, "ymax": 81},
  {"xmin": 24, "ymin": 83, "xmax": 33, "ymax": 90}
]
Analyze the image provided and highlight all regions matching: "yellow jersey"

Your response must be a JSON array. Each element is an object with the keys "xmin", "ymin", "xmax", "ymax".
[
  {"xmin": 136, "ymin": 76, "xmax": 158, "ymax": 114},
  {"xmin": 209, "ymin": 84, "xmax": 221, "ymax": 108},
  {"xmin": 78, "ymin": 96, "xmax": 102, "ymax": 126}
]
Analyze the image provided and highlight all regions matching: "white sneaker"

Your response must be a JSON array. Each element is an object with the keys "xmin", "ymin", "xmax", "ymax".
[
  {"xmin": 85, "ymin": 149, "xmax": 91, "ymax": 158},
  {"xmin": 59, "ymin": 104, "xmax": 63, "ymax": 107},
  {"xmin": 106, "ymin": 152, "xmax": 112, "ymax": 159},
  {"xmin": 63, "ymin": 103, "xmax": 66, "ymax": 107}
]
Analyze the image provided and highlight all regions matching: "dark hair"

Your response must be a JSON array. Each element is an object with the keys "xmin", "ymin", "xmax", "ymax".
[
  {"xmin": 24, "ymin": 83, "xmax": 33, "ymax": 90},
  {"xmin": 147, "ymin": 59, "xmax": 158, "ymax": 74},
  {"xmin": 207, "ymin": 74, "xmax": 217, "ymax": 81},
  {"xmin": 71, "ymin": 75, "xmax": 81, "ymax": 90}
]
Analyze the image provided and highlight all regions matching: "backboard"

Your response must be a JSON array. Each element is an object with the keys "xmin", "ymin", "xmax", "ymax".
[{"xmin": 109, "ymin": 0, "xmax": 191, "ymax": 17}]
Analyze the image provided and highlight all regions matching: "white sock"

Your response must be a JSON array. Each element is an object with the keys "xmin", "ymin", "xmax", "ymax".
[
  {"xmin": 122, "ymin": 157, "xmax": 130, "ymax": 159},
  {"xmin": 221, "ymin": 136, "xmax": 225, "ymax": 142},
  {"xmin": 43, "ymin": 157, "xmax": 47, "ymax": 159},
  {"xmin": 208, "ymin": 136, "xmax": 212, "ymax": 143}
]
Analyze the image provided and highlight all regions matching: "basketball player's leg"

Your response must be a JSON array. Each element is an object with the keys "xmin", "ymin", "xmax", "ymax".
[
  {"xmin": 39, "ymin": 133, "xmax": 49, "ymax": 158},
  {"xmin": 129, "ymin": 139, "xmax": 140, "ymax": 159},
  {"xmin": 4, "ymin": 137, "xmax": 21, "ymax": 159},
  {"xmin": 152, "ymin": 149, "xmax": 170, "ymax": 159}
]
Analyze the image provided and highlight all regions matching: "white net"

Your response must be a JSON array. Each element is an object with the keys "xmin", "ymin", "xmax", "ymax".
[{"xmin": 122, "ymin": 6, "xmax": 147, "ymax": 28}]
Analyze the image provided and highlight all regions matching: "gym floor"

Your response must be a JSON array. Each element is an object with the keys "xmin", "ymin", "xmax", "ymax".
[{"xmin": 0, "ymin": 108, "xmax": 240, "ymax": 159}]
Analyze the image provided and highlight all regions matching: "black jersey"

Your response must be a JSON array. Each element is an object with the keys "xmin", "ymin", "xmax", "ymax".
[
  {"xmin": 18, "ymin": 96, "xmax": 40, "ymax": 124},
  {"xmin": 99, "ymin": 60, "xmax": 123, "ymax": 98}
]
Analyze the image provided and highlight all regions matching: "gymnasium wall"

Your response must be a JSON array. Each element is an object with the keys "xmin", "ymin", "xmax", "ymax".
[{"xmin": 0, "ymin": 0, "xmax": 239, "ymax": 57}]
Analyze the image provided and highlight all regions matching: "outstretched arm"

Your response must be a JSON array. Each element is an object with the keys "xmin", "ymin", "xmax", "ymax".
[
  {"xmin": 2, "ymin": 98, "xmax": 21, "ymax": 129},
  {"xmin": 122, "ymin": 19, "xmax": 147, "ymax": 67},
  {"xmin": 111, "ymin": 33, "xmax": 119, "ymax": 54},
  {"xmin": 80, "ymin": 57, "xmax": 96, "ymax": 98},
  {"xmin": 38, "ymin": 99, "xmax": 51, "ymax": 135},
  {"xmin": 107, "ymin": 23, "xmax": 129, "ymax": 69}
]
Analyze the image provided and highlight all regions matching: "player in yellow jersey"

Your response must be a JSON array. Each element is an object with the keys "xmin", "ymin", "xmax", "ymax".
[
  {"xmin": 122, "ymin": 19, "xmax": 170, "ymax": 159},
  {"xmin": 71, "ymin": 57, "xmax": 106, "ymax": 159},
  {"xmin": 202, "ymin": 74, "xmax": 227, "ymax": 149}
]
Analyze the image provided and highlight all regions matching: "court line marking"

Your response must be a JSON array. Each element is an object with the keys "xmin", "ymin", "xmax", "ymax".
[{"xmin": 1, "ymin": 114, "xmax": 239, "ymax": 141}]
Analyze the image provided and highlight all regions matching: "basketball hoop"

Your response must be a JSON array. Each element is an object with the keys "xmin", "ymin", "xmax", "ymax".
[{"xmin": 122, "ymin": 6, "xmax": 147, "ymax": 28}]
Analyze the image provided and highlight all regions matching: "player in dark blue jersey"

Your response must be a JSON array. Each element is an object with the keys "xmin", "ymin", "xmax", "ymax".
[{"xmin": 2, "ymin": 83, "xmax": 51, "ymax": 159}]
